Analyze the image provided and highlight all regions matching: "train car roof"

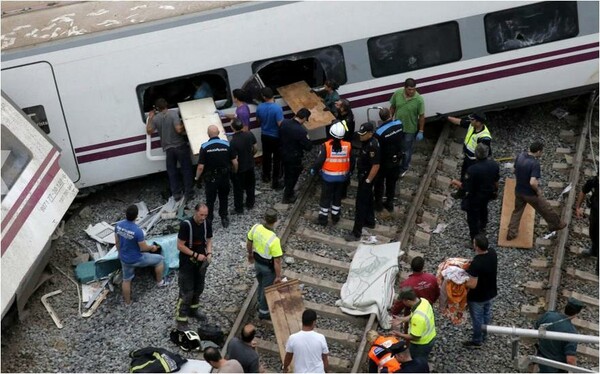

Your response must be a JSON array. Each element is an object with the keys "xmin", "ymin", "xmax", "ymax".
[{"xmin": 1, "ymin": 1, "xmax": 245, "ymax": 51}]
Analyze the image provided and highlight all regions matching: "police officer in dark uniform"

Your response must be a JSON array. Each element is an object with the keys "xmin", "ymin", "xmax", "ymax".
[
  {"xmin": 374, "ymin": 108, "xmax": 403, "ymax": 213},
  {"xmin": 279, "ymin": 108, "xmax": 312, "ymax": 204},
  {"xmin": 195, "ymin": 125, "xmax": 238, "ymax": 228},
  {"xmin": 462, "ymin": 143, "xmax": 499, "ymax": 241},
  {"xmin": 345, "ymin": 122, "xmax": 380, "ymax": 242}
]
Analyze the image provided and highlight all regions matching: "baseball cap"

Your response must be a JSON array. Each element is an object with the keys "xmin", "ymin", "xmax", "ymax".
[
  {"xmin": 357, "ymin": 122, "xmax": 375, "ymax": 135},
  {"xmin": 469, "ymin": 112, "xmax": 487, "ymax": 123},
  {"xmin": 388, "ymin": 340, "xmax": 408, "ymax": 355},
  {"xmin": 566, "ymin": 297, "xmax": 584, "ymax": 311}
]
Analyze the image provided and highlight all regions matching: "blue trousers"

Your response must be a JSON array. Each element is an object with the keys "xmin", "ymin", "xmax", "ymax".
[
  {"xmin": 468, "ymin": 299, "xmax": 493, "ymax": 344},
  {"xmin": 165, "ymin": 145, "xmax": 194, "ymax": 199},
  {"xmin": 400, "ymin": 132, "xmax": 416, "ymax": 174}
]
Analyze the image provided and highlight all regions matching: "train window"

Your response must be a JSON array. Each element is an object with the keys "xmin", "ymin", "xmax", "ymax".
[
  {"xmin": 251, "ymin": 45, "xmax": 347, "ymax": 97},
  {"xmin": 367, "ymin": 22, "xmax": 461, "ymax": 78},
  {"xmin": 484, "ymin": 2, "xmax": 579, "ymax": 54},
  {"xmin": 21, "ymin": 105, "xmax": 50, "ymax": 134},
  {"xmin": 136, "ymin": 69, "xmax": 231, "ymax": 116},
  {"xmin": 1, "ymin": 125, "xmax": 32, "ymax": 200}
]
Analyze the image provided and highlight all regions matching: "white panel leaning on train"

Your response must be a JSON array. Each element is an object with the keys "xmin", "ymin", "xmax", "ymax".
[
  {"xmin": 1, "ymin": 92, "xmax": 79, "ymax": 320},
  {"xmin": 1, "ymin": 1, "xmax": 598, "ymax": 189}
]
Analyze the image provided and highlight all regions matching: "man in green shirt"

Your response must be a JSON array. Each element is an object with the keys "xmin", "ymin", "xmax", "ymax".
[{"xmin": 389, "ymin": 78, "xmax": 425, "ymax": 176}]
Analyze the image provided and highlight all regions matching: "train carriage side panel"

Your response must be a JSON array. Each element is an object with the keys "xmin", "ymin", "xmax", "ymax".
[{"xmin": 1, "ymin": 92, "xmax": 79, "ymax": 319}]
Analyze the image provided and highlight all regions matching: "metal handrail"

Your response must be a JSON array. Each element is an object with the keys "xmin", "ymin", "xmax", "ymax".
[
  {"xmin": 483, "ymin": 324, "xmax": 599, "ymax": 344},
  {"xmin": 525, "ymin": 355, "xmax": 595, "ymax": 373}
]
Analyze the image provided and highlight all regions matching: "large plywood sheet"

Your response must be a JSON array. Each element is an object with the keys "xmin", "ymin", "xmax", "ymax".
[
  {"xmin": 498, "ymin": 178, "xmax": 535, "ymax": 249},
  {"xmin": 277, "ymin": 81, "xmax": 336, "ymax": 130},
  {"xmin": 264, "ymin": 279, "xmax": 304, "ymax": 370},
  {"xmin": 178, "ymin": 98, "xmax": 227, "ymax": 156}
]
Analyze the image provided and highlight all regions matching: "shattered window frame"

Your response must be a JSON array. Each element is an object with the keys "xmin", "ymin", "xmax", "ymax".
[
  {"xmin": 367, "ymin": 21, "xmax": 462, "ymax": 78},
  {"xmin": 484, "ymin": 2, "xmax": 579, "ymax": 54}
]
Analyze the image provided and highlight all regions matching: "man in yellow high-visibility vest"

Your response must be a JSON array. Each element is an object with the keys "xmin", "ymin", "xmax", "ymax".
[{"xmin": 246, "ymin": 208, "xmax": 283, "ymax": 320}]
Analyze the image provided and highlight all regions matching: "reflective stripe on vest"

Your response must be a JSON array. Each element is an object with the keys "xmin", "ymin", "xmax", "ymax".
[
  {"xmin": 409, "ymin": 299, "xmax": 436, "ymax": 345},
  {"xmin": 201, "ymin": 138, "xmax": 229, "ymax": 149},
  {"xmin": 375, "ymin": 119, "xmax": 402, "ymax": 136},
  {"xmin": 463, "ymin": 125, "xmax": 491, "ymax": 160},
  {"xmin": 368, "ymin": 336, "xmax": 401, "ymax": 373},
  {"xmin": 249, "ymin": 224, "xmax": 278, "ymax": 260},
  {"xmin": 322, "ymin": 140, "xmax": 351, "ymax": 178}
]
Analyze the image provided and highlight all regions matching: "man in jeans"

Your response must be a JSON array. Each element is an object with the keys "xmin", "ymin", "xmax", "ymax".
[
  {"xmin": 464, "ymin": 234, "xmax": 497, "ymax": 348},
  {"xmin": 256, "ymin": 87, "xmax": 284, "ymax": 189},
  {"xmin": 247, "ymin": 208, "xmax": 282, "ymax": 320},
  {"xmin": 147, "ymin": 98, "xmax": 194, "ymax": 201}
]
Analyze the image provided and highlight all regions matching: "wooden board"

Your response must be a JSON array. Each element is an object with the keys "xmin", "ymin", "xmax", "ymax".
[
  {"xmin": 498, "ymin": 178, "xmax": 535, "ymax": 248},
  {"xmin": 264, "ymin": 279, "xmax": 305, "ymax": 370},
  {"xmin": 277, "ymin": 81, "xmax": 335, "ymax": 130},
  {"xmin": 177, "ymin": 98, "xmax": 227, "ymax": 156}
]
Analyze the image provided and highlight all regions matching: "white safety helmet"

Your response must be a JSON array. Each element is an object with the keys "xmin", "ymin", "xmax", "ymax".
[{"xmin": 329, "ymin": 121, "xmax": 346, "ymax": 139}]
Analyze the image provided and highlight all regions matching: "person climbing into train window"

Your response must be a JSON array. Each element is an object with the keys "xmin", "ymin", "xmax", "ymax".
[
  {"xmin": 229, "ymin": 118, "xmax": 257, "ymax": 214},
  {"xmin": 575, "ymin": 174, "xmax": 599, "ymax": 275},
  {"xmin": 463, "ymin": 234, "xmax": 497, "ymax": 348},
  {"xmin": 279, "ymin": 108, "xmax": 313, "ymax": 204},
  {"xmin": 146, "ymin": 98, "xmax": 194, "ymax": 201},
  {"xmin": 114, "ymin": 205, "xmax": 168, "ymax": 305},
  {"xmin": 391, "ymin": 256, "xmax": 440, "ymax": 316},
  {"xmin": 506, "ymin": 141, "xmax": 567, "ymax": 241},
  {"xmin": 389, "ymin": 78, "xmax": 425, "ymax": 178},
  {"xmin": 247, "ymin": 208, "xmax": 283, "ymax": 321},
  {"xmin": 534, "ymin": 298, "xmax": 585, "ymax": 373},
  {"xmin": 175, "ymin": 204, "xmax": 213, "ymax": 331},
  {"xmin": 195, "ymin": 125, "xmax": 238, "ymax": 228},
  {"xmin": 459, "ymin": 143, "xmax": 499, "ymax": 244},
  {"xmin": 192, "ymin": 80, "xmax": 214, "ymax": 100},
  {"xmin": 255, "ymin": 87, "xmax": 284, "ymax": 189},
  {"xmin": 321, "ymin": 79, "xmax": 340, "ymax": 112},
  {"xmin": 373, "ymin": 108, "xmax": 403, "ymax": 213},
  {"xmin": 217, "ymin": 88, "xmax": 253, "ymax": 131},
  {"xmin": 344, "ymin": 122, "xmax": 380, "ymax": 242},
  {"xmin": 440, "ymin": 112, "xmax": 492, "ymax": 200},
  {"xmin": 311, "ymin": 121, "xmax": 354, "ymax": 226},
  {"xmin": 391, "ymin": 288, "xmax": 437, "ymax": 361}
]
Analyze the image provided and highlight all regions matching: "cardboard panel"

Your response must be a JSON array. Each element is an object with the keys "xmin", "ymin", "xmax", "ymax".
[
  {"xmin": 277, "ymin": 81, "xmax": 335, "ymax": 130},
  {"xmin": 178, "ymin": 98, "xmax": 227, "ymax": 156},
  {"xmin": 498, "ymin": 178, "xmax": 535, "ymax": 249}
]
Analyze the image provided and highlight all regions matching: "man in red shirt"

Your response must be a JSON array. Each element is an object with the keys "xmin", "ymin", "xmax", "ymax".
[{"xmin": 391, "ymin": 256, "xmax": 439, "ymax": 315}]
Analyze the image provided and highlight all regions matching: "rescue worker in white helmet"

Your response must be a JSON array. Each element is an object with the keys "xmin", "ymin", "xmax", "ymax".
[{"xmin": 310, "ymin": 121, "xmax": 355, "ymax": 226}]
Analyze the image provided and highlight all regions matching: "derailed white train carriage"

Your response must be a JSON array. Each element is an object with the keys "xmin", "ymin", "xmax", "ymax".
[
  {"xmin": 1, "ymin": 1, "xmax": 598, "ymax": 189},
  {"xmin": 1, "ymin": 92, "xmax": 79, "ymax": 320}
]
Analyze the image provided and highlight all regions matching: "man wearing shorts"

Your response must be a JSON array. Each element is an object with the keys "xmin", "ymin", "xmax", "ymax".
[{"xmin": 115, "ymin": 204, "xmax": 168, "ymax": 305}]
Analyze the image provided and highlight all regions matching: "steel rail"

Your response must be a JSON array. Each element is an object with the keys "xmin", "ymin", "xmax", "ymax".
[{"xmin": 547, "ymin": 92, "xmax": 595, "ymax": 310}]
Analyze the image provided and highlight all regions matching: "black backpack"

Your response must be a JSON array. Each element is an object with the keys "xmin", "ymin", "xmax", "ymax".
[
  {"xmin": 198, "ymin": 323, "xmax": 225, "ymax": 346},
  {"xmin": 129, "ymin": 347, "xmax": 187, "ymax": 373}
]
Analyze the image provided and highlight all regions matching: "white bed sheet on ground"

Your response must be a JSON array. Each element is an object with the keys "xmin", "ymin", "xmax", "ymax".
[{"xmin": 336, "ymin": 242, "xmax": 401, "ymax": 329}]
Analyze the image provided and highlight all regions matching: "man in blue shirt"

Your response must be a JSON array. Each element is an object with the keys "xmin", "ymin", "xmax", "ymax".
[
  {"xmin": 507, "ymin": 141, "xmax": 566, "ymax": 241},
  {"xmin": 256, "ymin": 87, "xmax": 284, "ymax": 189},
  {"xmin": 114, "ymin": 205, "xmax": 167, "ymax": 305}
]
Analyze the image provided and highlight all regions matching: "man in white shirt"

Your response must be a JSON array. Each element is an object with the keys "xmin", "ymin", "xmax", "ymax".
[{"xmin": 283, "ymin": 309, "xmax": 329, "ymax": 373}]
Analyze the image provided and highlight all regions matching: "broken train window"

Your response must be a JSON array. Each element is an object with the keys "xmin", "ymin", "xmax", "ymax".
[
  {"xmin": 484, "ymin": 2, "xmax": 579, "ymax": 54},
  {"xmin": 251, "ymin": 45, "xmax": 347, "ymax": 97},
  {"xmin": 1, "ymin": 125, "xmax": 33, "ymax": 200}
]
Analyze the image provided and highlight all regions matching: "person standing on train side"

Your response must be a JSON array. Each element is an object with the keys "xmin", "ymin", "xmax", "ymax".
[
  {"xmin": 321, "ymin": 79, "xmax": 340, "ymax": 112},
  {"xmin": 373, "ymin": 108, "xmax": 403, "ymax": 213},
  {"xmin": 146, "ymin": 98, "xmax": 194, "ymax": 201},
  {"xmin": 175, "ymin": 203, "xmax": 212, "ymax": 331},
  {"xmin": 229, "ymin": 118, "xmax": 257, "ymax": 214},
  {"xmin": 575, "ymin": 174, "xmax": 599, "ymax": 274},
  {"xmin": 463, "ymin": 234, "xmax": 497, "ymax": 348},
  {"xmin": 389, "ymin": 78, "xmax": 425, "ymax": 177},
  {"xmin": 247, "ymin": 208, "xmax": 283, "ymax": 321},
  {"xmin": 311, "ymin": 122, "xmax": 353, "ymax": 226},
  {"xmin": 195, "ymin": 125, "xmax": 238, "ymax": 228},
  {"xmin": 279, "ymin": 108, "xmax": 313, "ymax": 204},
  {"xmin": 256, "ymin": 87, "xmax": 284, "ymax": 189},
  {"xmin": 115, "ymin": 205, "xmax": 168, "ymax": 305},
  {"xmin": 217, "ymin": 88, "xmax": 253, "ymax": 131},
  {"xmin": 441, "ymin": 112, "xmax": 492, "ymax": 199},
  {"xmin": 461, "ymin": 143, "xmax": 499, "ymax": 242},
  {"xmin": 344, "ymin": 122, "xmax": 380, "ymax": 242},
  {"xmin": 506, "ymin": 141, "xmax": 567, "ymax": 241}
]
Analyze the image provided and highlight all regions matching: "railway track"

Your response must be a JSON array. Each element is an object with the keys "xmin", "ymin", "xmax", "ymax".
[
  {"xmin": 222, "ymin": 95, "xmax": 599, "ymax": 372},
  {"xmin": 223, "ymin": 121, "xmax": 449, "ymax": 372}
]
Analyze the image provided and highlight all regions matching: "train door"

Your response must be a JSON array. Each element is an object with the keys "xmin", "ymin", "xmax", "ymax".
[{"xmin": 1, "ymin": 62, "xmax": 80, "ymax": 183}]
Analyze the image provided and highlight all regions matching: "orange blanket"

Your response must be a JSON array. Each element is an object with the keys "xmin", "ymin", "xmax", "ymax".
[{"xmin": 436, "ymin": 258, "xmax": 471, "ymax": 325}]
